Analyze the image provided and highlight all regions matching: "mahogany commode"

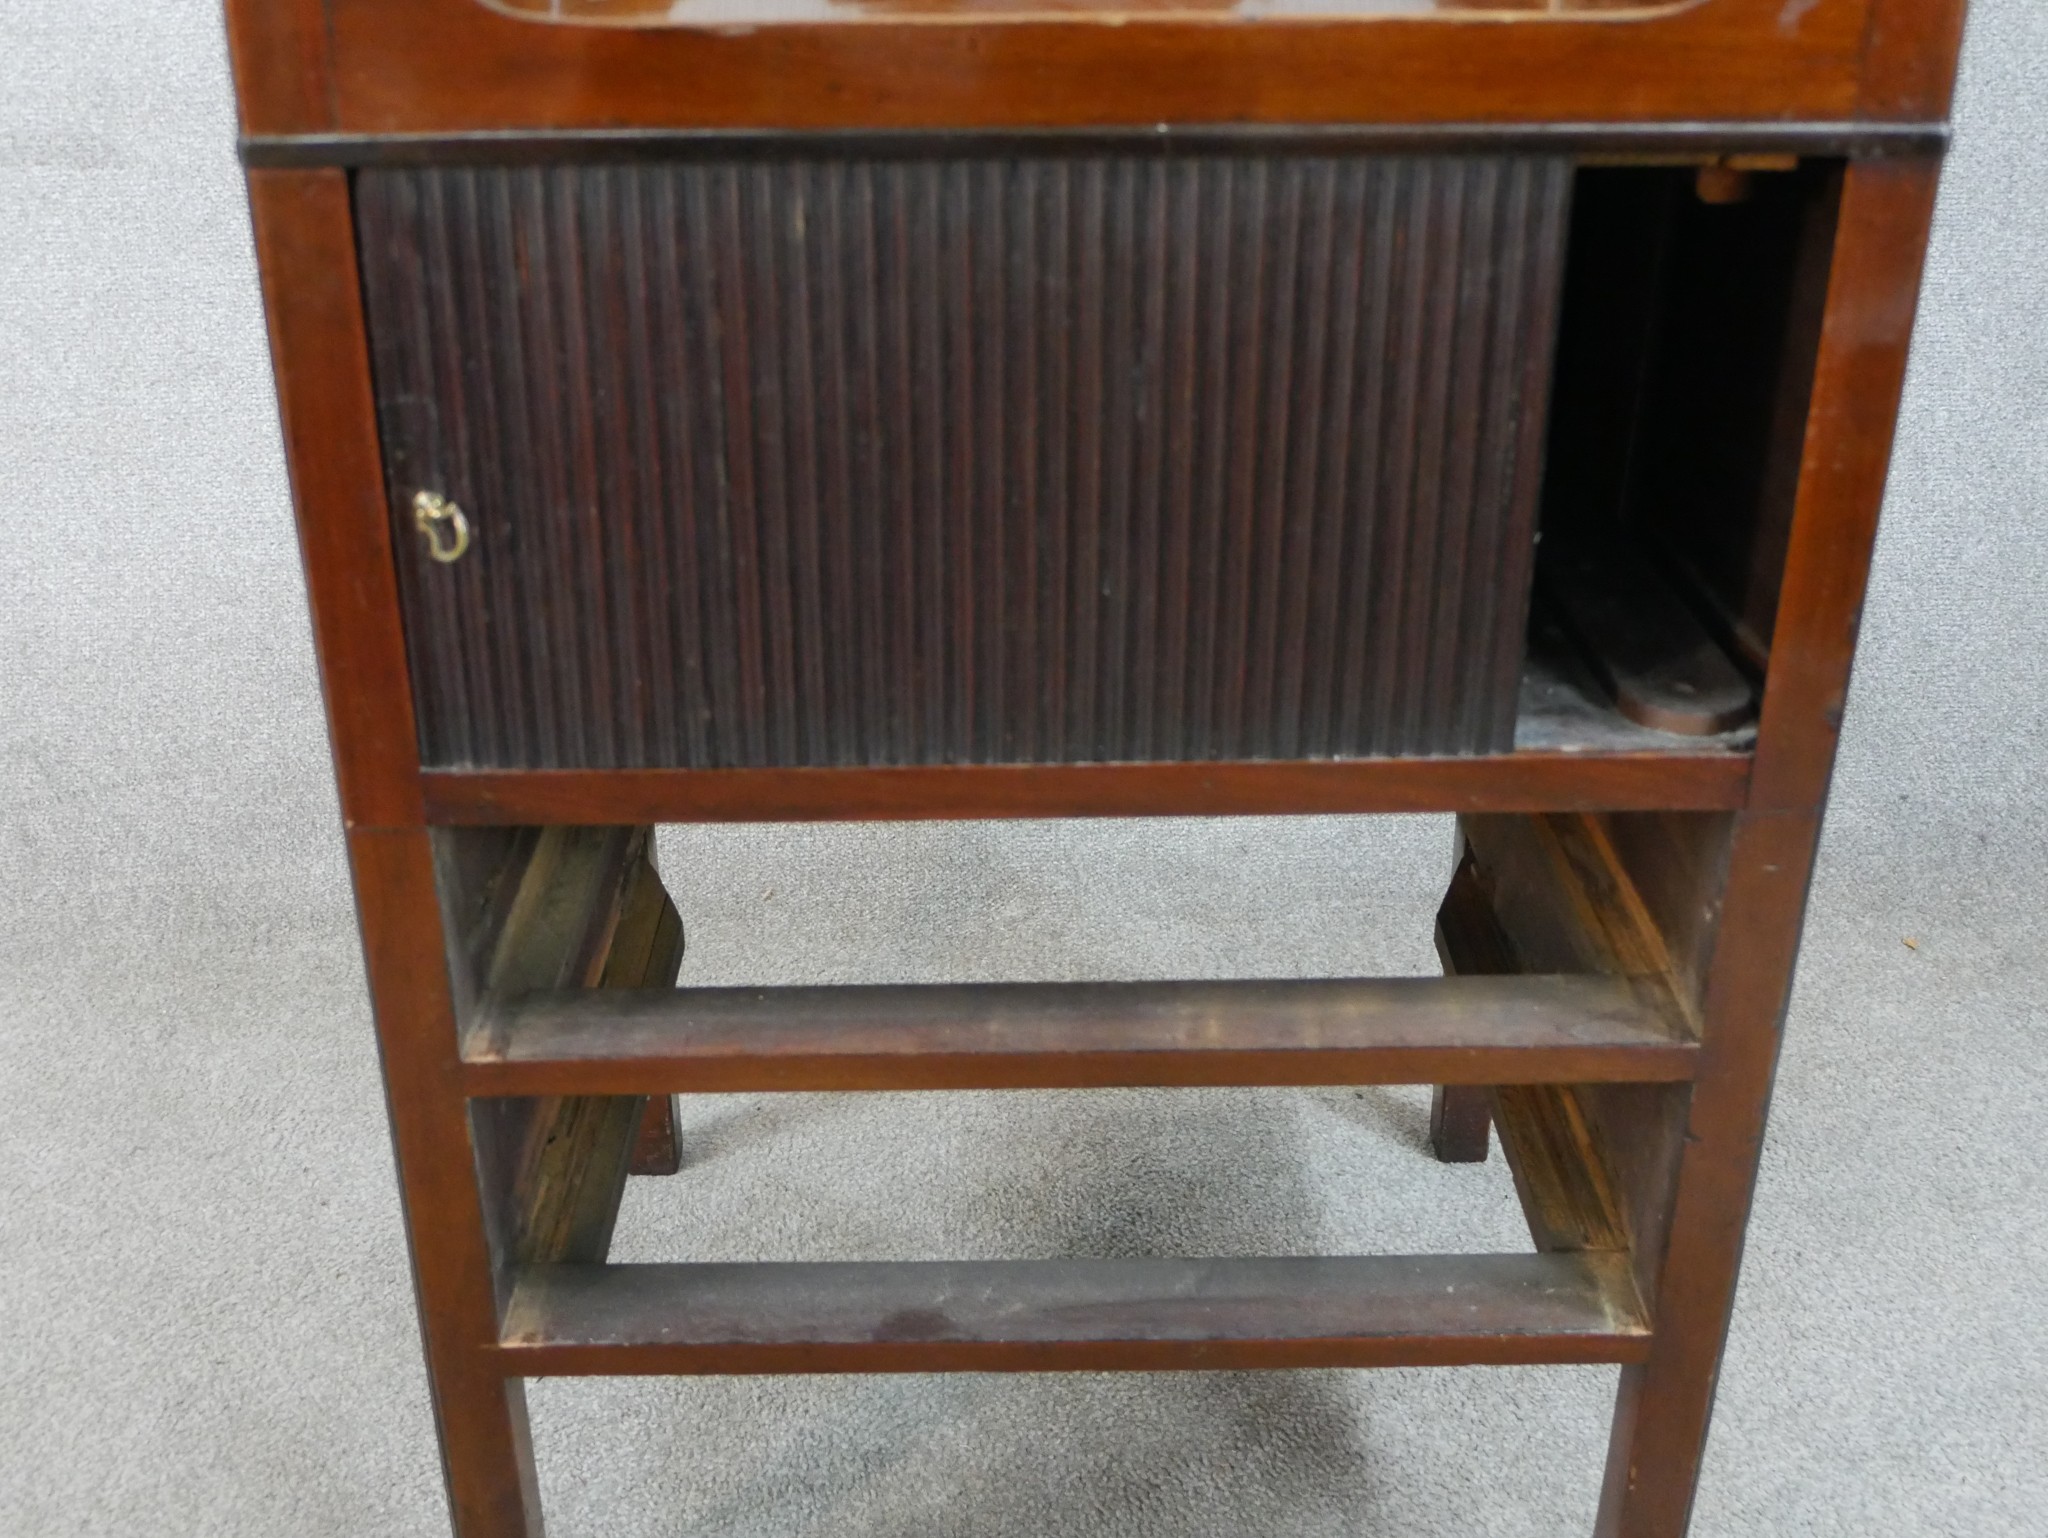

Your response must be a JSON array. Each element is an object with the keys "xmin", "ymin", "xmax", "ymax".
[{"xmin": 226, "ymin": 0, "xmax": 1968, "ymax": 1532}]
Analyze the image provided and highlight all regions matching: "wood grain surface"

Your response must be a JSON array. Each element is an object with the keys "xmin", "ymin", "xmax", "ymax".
[
  {"xmin": 358, "ymin": 155, "xmax": 1568, "ymax": 769},
  {"xmin": 500, "ymin": 1252, "xmax": 1653, "ymax": 1374},
  {"xmin": 464, "ymin": 972, "xmax": 1697, "ymax": 1094},
  {"xmin": 300, "ymin": 0, "xmax": 1889, "ymax": 138}
]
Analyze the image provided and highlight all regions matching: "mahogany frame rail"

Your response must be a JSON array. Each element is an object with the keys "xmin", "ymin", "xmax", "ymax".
[
  {"xmin": 225, "ymin": 0, "xmax": 1966, "ymax": 140},
  {"xmin": 232, "ymin": 0, "xmax": 1966, "ymax": 1532}
]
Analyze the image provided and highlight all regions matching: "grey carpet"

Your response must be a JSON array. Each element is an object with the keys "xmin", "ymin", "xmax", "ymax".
[{"xmin": 2, "ymin": 2, "xmax": 2044, "ymax": 1534}]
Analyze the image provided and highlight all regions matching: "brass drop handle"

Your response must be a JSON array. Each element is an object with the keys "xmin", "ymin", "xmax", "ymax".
[{"xmin": 412, "ymin": 490, "xmax": 471, "ymax": 563}]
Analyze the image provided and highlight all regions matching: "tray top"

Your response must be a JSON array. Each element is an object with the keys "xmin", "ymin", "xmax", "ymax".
[
  {"xmin": 475, "ymin": 0, "xmax": 1684, "ymax": 29},
  {"xmin": 226, "ymin": 0, "xmax": 1963, "ymax": 144}
]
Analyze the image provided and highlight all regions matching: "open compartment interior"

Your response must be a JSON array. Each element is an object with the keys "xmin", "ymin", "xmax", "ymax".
[{"xmin": 1527, "ymin": 158, "xmax": 1842, "ymax": 741}]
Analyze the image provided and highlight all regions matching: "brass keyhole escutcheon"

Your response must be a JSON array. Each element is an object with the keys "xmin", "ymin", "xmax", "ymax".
[{"xmin": 412, "ymin": 490, "xmax": 471, "ymax": 564}]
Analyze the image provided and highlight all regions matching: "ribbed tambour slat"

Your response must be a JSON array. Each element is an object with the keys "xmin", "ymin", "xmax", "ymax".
[{"xmin": 356, "ymin": 154, "xmax": 1571, "ymax": 769}]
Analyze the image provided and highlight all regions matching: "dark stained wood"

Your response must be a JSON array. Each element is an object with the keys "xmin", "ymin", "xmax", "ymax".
[
  {"xmin": 507, "ymin": 1095, "xmax": 646, "ymax": 1265},
  {"xmin": 346, "ymin": 829, "xmax": 545, "ymax": 1537},
  {"xmin": 405, "ymin": 615, "xmax": 1749, "ymax": 826},
  {"xmin": 464, "ymin": 973, "xmax": 1697, "ymax": 1095},
  {"xmin": 1427, "ymin": 1085, "xmax": 1492, "ymax": 1163},
  {"xmin": 420, "ymin": 748, "xmax": 1754, "ymax": 827},
  {"xmin": 1493, "ymin": 1086, "xmax": 1631, "ymax": 1253},
  {"xmin": 316, "ymin": 0, "xmax": 1878, "ymax": 137},
  {"xmin": 508, "ymin": 854, "xmax": 687, "ymax": 1265},
  {"xmin": 600, "ymin": 860, "xmax": 686, "ymax": 996},
  {"xmin": 430, "ymin": 827, "xmax": 538, "ymax": 1010},
  {"xmin": 1591, "ymin": 157, "xmax": 1947, "ymax": 1538},
  {"xmin": 357, "ymin": 155, "xmax": 1568, "ymax": 769},
  {"xmin": 1576, "ymin": 812, "xmax": 1730, "ymax": 1307},
  {"xmin": 628, "ymin": 1096, "xmax": 684, "ymax": 1178},
  {"xmin": 1426, "ymin": 852, "xmax": 1509, "ymax": 1163},
  {"xmin": 1540, "ymin": 542, "xmax": 1756, "ymax": 736},
  {"xmin": 238, "ymin": 121, "xmax": 1952, "ymax": 172},
  {"xmin": 1617, "ymin": 164, "xmax": 1841, "ymax": 669},
  {"xmin": 456, "ymin": 829, "xmax": 701, "ymax": 1274},
  {"xmin": 452, "ymin": 826, "xmax": 642, "ymax": 1291},
  {"xmin": 480, "ymin": 828, "xmax": 646, "ymax": 996},
  {"xmin": 1591, "ymin": 812, "xmax": 1737, "ymax": 1002},
  {"xmin": 245, "ymin": 171, "xmax": 422, "ymax": 830},
  {"xmin": 625, "ymin": 845, "xmax": 688, "ymax": 1178},
  {"xmin": 499, "ymin": 1253, "xmax": 1652, "ymax": 1375},
  {"xmin": 1434, "ymin": 846, "xmax": 1519, "ymax": 976},
  {"xmin": 615, "ymin": 877, "xmax": 688, "ymax": 1179},
  {"xmin": 450, "ymin": 831, "xmax": 634, "ymax": 1286},
  {"xmin": 1575, "ymin": 1077, "xmax": 1690, "ymax": 1304},
  {"xmin": 1459, "ymin": 815, "xmax": 1680, "ymax": 985}
]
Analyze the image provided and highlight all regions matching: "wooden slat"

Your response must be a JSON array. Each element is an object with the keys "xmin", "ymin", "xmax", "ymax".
[
  {"xmin": 463, "ymin": 974, "xmax": 1696, "ymax": 1096},
  {"xmin": 498, "ymin": 1253, "xmax": 1652, "ymax": 1375},
  {"xmin": 421, "ymin": 750, "xmax": 1751, "ymax": 828},
  {"xmin": 432, "ymin": 828, "xmax": 540, "ymax": 1021},
  {"xmin": 618, "ymin": 839, "xmax": 687, "ymax": 1179},
  {"xmin": 1591, "ymin": 811, "xmax": 1736, "ymax": 1003},
  {"xmin": 506, "ymin": 1096, "xmax": 646, "ymax": 1266}
]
